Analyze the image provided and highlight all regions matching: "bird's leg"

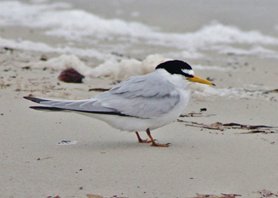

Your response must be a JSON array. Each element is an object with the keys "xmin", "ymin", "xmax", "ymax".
[
  {"xmin": 146, "ymin": 128, "xmax": 170, "ymax": 147},
  {"xmin": 135, "ymin": 131, "xmax": 151, "ymax": 143}
]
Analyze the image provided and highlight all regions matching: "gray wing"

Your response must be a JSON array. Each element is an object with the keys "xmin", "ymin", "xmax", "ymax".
[
  {"xmin": 24, "ymin": 72, "xmax": 180, "ymax": 118},
  {"xmin": 95, "ymin": 72, "xmax": 180, "ymax": 118},
  {"xmin": 24, "ymin": 97, "xmax": 125, "ymax": 115}
]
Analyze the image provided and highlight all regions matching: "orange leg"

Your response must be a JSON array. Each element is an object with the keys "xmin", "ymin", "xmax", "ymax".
[
  {"xmin": 146, "ymin": 128, "xmax": 170, "ymax": 147},
  {"xmin": 135, "ymin": 131, "xmax": 151, "ymax": 143}
]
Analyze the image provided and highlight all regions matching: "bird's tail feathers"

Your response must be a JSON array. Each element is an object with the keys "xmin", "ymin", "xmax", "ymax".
[
  {"xmin": 24, "ymin": 95, "xmax": 84, "ymax": 112},
  {"xmin": 29, "ymin": 106, "xmax": 68, "ymax": 112},
  {"xmin": 24, "ymin": 95, "xmax": 126, "ymax": 116},
  {"xmin": 23, "ymin": 95, "xmax": 49, "ymax": 104}
]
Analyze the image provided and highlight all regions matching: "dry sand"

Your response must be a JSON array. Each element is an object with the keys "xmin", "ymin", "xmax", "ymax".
[{"xmin": 1, "ymin": 49, "xmax": 278, "ymax": 198}]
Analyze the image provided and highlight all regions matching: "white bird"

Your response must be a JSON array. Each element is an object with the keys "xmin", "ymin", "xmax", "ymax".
[{"xmin": 24, "ymin": 60, "xmax": 214, "ymax": 147}]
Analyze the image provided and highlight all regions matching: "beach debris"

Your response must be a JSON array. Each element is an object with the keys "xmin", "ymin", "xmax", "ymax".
[
  {"xmin": 180, "ymin": 112, "xmax": 205, "ymax": 117},
  {"xmin": 86, "ymin": 194, "xmax": 128, "ymax": 198},
  {"xmin": 3, "ymin": 46, "xmax": 14, "ymax": 52},
  {"xmin": 257, "ymin": 189, "xmax": 278, "ymax": 197},
  {"xmin": 0, "ymin": 83, "xmax": 11, "ymax": 89},
  {"xmin": 36, "ymin": 156, "xmax": 52, "ymax": 161},
  {"xmin": 87, "ymin": 194, "xmax": 104, "ymax": 198},
  {"xmin": 40, "ymin": 54, "xmax": 48, "ymax": 61},
  {"xmin": 194, "ymin": 193, "xmax": 241, "ymax": 198},
  {"xmin": 3, "ymin": 68, "xmax": 10, "ymax": 72},
  {"xmin": 177, "ymin": 120, "xmax": 278, "ymax": 134},
  {"xmin": 88, "ymin": 88, "xmax": 110, "ymax": 92},
  {"xmin": 242, "ymin": 130, "xmax": 276, "ymax": 134},
  {"xmin": 75, "ymin": 168, "xmax": 83, "ymax": 174},
  {"xmin": 22, "ymin": 66, "xmax": 31, "ymax": 70},
  {"xmin": 180, "ymin": 108, "xmax": 215, "ymax": 118},
  {"xmin": 263, "ymin": 89, "xmax": 278, "ymax": 94},
  {"xmin": 57, "ymin": 140, "xmax": 78, "ymax": 145},
  {"xmin": 58, "ymin": 68, "xmax": 85, "ymax": 83},
  {"xmin": 47, "ymin": 196, "xmax": 61, "ymax": 198}
]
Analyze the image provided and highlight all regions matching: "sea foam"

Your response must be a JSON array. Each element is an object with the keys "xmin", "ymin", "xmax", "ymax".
[
  {"xmin": 34, "ymin": 54, "xmax": 167, "ymax": 80},
  {"xmin": 0, "ymin": 1, "xmax": 278, "ymax": 55}
]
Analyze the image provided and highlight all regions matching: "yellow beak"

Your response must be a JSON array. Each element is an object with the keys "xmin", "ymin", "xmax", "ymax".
[{"xmin": 187, "ymin": 75, "xmax": 215, "ymax": 86}]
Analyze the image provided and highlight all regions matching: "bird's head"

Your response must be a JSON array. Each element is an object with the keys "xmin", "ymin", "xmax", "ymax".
[{"xmin": 155, "ymin": 60, "xmax": 215, "ymax": 86}]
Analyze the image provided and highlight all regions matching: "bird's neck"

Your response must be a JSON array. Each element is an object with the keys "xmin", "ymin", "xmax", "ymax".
[{"xmin": 157, "ymin": 69, "xmax": 188, "ymax": 89}]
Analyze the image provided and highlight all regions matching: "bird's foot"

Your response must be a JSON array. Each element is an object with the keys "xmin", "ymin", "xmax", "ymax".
[
  {"xmin": 150, "ymin": 141, "xmax": 171, "ymax": 147},
  {"xmin": 145, "ymin": 128, "xmax": 171, "ymax": 147},
  {"xmin": 138, "ymin": 138, "xmax": 153, "ymax": 144}
]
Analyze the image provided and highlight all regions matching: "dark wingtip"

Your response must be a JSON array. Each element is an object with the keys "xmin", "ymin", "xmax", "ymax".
[
  {"xmin": 23, "ymin": 95, "xmax": 33, "ymax": 100},
  {"xmin": 30, "ymin": 106, "xmax": 64, "ymax": 111},
  {"xmin": 24, "ymin": 95, "xmax": 48, "ymax": 103}
]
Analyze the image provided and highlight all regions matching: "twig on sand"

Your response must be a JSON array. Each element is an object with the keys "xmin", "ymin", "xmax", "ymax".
[
  {"xmin": 263, "ymin": 89, "xmax": 278, "ymax": 94},
  {"xmin": 257, "ymin": 189, "xmax": 278, "ymax": 198},
  {"xmin": 88, "ymin": 88, "xmax": 110, "ymax": 92},
  {"xmin": 177, "ymin": 120, "xmax": 278, "ymax": 134},
  {"xmin": 194, "ymin": 193, "xmax": 241, "ymax": 198},
  {"xmin": 180, "ymin": 108, "xmax": 215, "ymax": 118}
]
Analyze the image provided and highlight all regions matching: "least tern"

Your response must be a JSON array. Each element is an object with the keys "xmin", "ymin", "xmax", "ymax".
[{"xmin": 24, "ymin": 60, "xmax": 214, "ymax": 147}]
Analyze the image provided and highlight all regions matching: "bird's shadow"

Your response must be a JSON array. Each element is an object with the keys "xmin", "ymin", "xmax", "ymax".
[
  {"xmin": 70, "ymin": 140, "xmax": 151, "ymax": 152},
  {"xmin": 64, "ymin": 138, "xmax": 188, "ymax": 152}
]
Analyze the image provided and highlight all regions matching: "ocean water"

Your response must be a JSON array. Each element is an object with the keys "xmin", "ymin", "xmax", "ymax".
[
  {"xmin": 0, "ymin": 0, "xmax": 278, "ymax": 99},
  {"xmin": 1, "ymin": 0, "xmax": 278, "ymax": 59}
]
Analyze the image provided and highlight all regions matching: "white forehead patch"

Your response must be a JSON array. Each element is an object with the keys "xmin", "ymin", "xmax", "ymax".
[{"xmin": 182, "ymin": 69, "xmax": 194, "ymax": 76}]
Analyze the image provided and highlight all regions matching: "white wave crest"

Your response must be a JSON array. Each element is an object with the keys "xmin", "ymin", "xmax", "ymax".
[
  {"xmin": 34, "ymin": 54, "xmax": 167, "ymax": 80},
  {"xmin": 0, "ymin": 1, "xmax": 278, "ymax": 50},
  {"xmin": 0, "ymin": 37, "xmax": 111, "ymax": 60}
]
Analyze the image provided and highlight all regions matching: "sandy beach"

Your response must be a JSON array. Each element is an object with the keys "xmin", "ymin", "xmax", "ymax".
[
  {"xmin": 1, "ymin": 1, "xmax": 278, "ymax": 198},
  {"xmin": 1, "ymin": 48, "xmax": 278, "ymax": 198}
]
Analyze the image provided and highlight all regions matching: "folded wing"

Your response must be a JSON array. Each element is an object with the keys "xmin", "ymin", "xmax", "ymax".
[
  {"xmin": 95, "ymin": 72, "xmax": 180, "ymax": 118},
  {"xmin": 24, "ymin": 72, "xmax": 180, "ymax": 119}
]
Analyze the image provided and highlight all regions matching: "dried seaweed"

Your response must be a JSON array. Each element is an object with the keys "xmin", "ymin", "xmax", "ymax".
[
  {"xmin": 180, "ymin": 108, "xmax": 215, "ymax": 118},
  {"xmin": 194, "ymin": 193, "xmax": 241, "ymax": 198},
  {"xmin": 177, "ymin": 120, "xmax": 278, "ymax": 134},
  {"xmin": 180, "ymin": 113, "xmax": 205, "ymax": 117},
  {"xmin": 257, "ymin": 189, "xmax": 278, "ymax": 198},
  {"xmin": 86, "ymin": 194, "xmax": 127, "ymax": 198},
  {"xmin": 87, "ymin": 194, "xmax": 104, "ymax": 198},
  {"xmin": 0, "ymin": 83, "xmax": 11, "ymax": 89},
  {"xmin": 263, "ymin": 89, "xmax": 278, "ymax": 94}
]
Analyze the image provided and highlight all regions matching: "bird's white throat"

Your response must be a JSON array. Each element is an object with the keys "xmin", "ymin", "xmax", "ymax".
[{"xmin": 156, "ymin": 69, "xmax": 189, "ymax": 90}]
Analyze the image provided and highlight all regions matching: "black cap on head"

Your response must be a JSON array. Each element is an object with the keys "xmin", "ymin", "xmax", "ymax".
[{"xmin": 155, "ymin": 60, "xmax": 194, "ymax": 77}]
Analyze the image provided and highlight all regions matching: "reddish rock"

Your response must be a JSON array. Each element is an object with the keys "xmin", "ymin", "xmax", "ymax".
[{"xmin": 58, "ymin": 68, "xmax": 84, "ymax": 83}]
